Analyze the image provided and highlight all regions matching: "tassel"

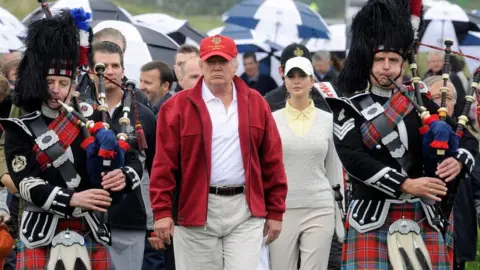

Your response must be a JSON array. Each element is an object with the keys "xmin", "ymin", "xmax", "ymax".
[
  {"xmin": 413, "ymin": 240, "xmax": 431, "ymax": 270},
  {"xmin": 397, "ymin": 240, "xmax": 415, "ymax": 270},
  {"xmin": 430, "ymin": 140, "xmax": 449, "ymax": 149},
  {"xmin": 131, "ymin": 90, "xmax": 148, "ymax": 151},
  {"xmin": 73, "ymin": 258, "xmax": 89, "ymax": 270},
  {"xmin": 419, "ymin": 125, "xmax": 430, "ymax": 135},
  {"xmin": 54, "ymin": 260, "xmax": 66, "ymax": 270},
  {"xmin": 135, "ymin": 124, "xmax": 148, "ymax": 151}
]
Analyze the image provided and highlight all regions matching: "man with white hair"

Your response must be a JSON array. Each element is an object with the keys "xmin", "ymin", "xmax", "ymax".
[{"xmin": 424, "ymin": 51, "xmax": 466, "ymax": 107}]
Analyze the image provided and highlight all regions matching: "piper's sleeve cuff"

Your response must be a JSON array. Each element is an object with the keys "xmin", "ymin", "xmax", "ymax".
[
  {"xmin": 122, "ymin": 166, "xmax": 141, "ymax": 191},
  {"xmin": 363, "ymin": 167, "xmax": 408, "ymax": 198},
  {"xmin": 41, "ymin": 187, "xmax": 75, "ymax": 217},
  {"xmin": 455, "ymin": 148, "xmax": 475, "ymax": 174}
]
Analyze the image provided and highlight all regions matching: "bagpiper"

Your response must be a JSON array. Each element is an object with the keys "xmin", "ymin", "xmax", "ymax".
[
  {"xmin": 326, "ymin": 0, "xmax": 478, "ymax": 269},
  {"xmin": 0, "ymin": 9, "xmax": 143, "ymax": 270}
]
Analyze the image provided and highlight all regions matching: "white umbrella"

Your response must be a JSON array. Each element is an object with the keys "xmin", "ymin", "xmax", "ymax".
[
  {"xmin": 424, "ymin": 1, "xmax": 469, "ymax": 22},
  {"xmin": 0, "ymin": 24, "xmax": 24, "ymax": 53},
  {"xmin": 0, "ymin": 7, "xmax": 26, "ymax": 38},
  {"xmin": 420, "ymin": 1, "xmax": 478, "ymax": 52},
  {"xmin": 303, "ymin": 24, "xmax": 346, "ymax": 52},
  {"xmin": 419, "ymin": 19, "xmax": 460, "ymax": 52}
]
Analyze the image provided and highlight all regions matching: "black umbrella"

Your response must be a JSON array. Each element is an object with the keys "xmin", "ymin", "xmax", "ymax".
[
  {"xmin": 134, "ymin": 13, "xmax": 205, "ymax": 46},
  {"xmin": 91, "ymin": 20, "xmax": 179, "ymax": 82},
  {"xmin": 22, "ymin": 0, "xmax": 134, "ymax": 26}
]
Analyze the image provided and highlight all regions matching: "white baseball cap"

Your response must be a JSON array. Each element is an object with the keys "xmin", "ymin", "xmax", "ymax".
[{"xmin": 284, "ymin": 56, "xmax": 314, "ymax": 76}]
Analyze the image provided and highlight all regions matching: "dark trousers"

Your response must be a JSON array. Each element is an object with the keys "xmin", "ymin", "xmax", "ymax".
[
  {"xmin": 3, "ymin": 250, "xmax": 16, "ymax": 270},
  {"xmin": 164, "ymin": 242, "xmax": 175, "ymax": 270},
  {"xmin": 142, "ymin": 238, "xmax": 166, "ymax": 270},
  {"xmin": 328, "ymin": 234, "xmax": 342, "ymax": 270}
]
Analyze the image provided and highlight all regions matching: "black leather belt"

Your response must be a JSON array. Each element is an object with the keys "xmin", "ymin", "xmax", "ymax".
[{"xmin": 209, "ymin": 186, "xmax": 245, "ymax": 196}]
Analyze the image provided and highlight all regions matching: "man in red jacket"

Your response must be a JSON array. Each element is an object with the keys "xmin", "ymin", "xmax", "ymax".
[{"xmin": 149, "ymin": 34, "xmax": 288, "ymax": 269}]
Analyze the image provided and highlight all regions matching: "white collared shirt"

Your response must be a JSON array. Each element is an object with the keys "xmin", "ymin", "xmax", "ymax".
[{"xmin": 201, "ymin": 81, "xmax": 245, "ymax": 186}]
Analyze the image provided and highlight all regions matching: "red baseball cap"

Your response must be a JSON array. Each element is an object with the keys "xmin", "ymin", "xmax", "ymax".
[{"xmin": 200, "ymin": 35, "xmax": 238, "ymax": 61}]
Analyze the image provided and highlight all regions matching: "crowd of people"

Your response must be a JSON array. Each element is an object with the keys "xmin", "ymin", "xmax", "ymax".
[{"xmin": 1, "ymin": 0, "xmax": 480, "ymax": 270}]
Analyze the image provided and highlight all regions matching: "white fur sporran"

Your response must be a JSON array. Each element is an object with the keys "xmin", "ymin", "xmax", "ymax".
[
  {"xmin": 47, "ymin": 230, "xmax": 91, "ymax": 270},
  {"xmin": 387, "ymin": 217, "xmax": 432, "ymax": 270}
]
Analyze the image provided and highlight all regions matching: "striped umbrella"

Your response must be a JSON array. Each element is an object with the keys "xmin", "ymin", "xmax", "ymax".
[
  {"xmin": 222, "ymin": 0, "xmax": 329, "ymax": 43},
  {"xmin": 207, "ymin": 24, "xmax": 283, "ymax": 53}
]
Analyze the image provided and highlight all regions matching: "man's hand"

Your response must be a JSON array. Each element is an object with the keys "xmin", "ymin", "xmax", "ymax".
[
  {"xmin": 264, "ymin": 219, "xmax": 282, "ymax": 245},
  {"xmin": 154, "ymin": 217, "xmax": 174, "ymax": 245},
  {"xmin": 436, "ymin": 157, "xmax": 463, "ymax": 182},
  {"xmin": 101, "ymin": 169, "xmax": 126, "ymax": 191},
  {"xmin": 70, "ymin": 189, "xmax": 112, "ymax": 212},
  {"xmin": 148, "ymin": 234, "xmax": 166, "ymax": 251},
  {"xmin": 400, "ymin": 177, "xmax": 447, "ymax": 201}
]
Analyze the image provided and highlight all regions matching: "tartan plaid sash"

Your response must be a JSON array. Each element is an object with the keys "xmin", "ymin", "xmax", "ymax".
[
  {"xmin": 360, "ymin": 90, "xmax": 415, "ymax": 149},
  {"xmin": 33, "ymin": 112, "xmax": 80, "ymax": 171}
]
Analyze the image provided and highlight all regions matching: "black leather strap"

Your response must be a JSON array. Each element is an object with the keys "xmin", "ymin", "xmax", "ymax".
[
  {"xmin": 358, "ymin": 95, "xmax": 413, "ymax": 173},
  {"xmin": 29, "ymin": 117, "xmax": 80, "ymax": 188},
  {"xmin": 209, "ymin": 186, "xmax": 245, "ymax": 196}
]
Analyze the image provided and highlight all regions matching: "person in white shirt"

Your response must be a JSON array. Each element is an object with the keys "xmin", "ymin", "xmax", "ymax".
[{"xmin": 269, "ymin": 56, "xmax": 345, "ymax": 270}]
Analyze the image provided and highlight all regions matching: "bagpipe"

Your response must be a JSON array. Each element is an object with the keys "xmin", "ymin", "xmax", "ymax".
[{"xmin": 390, "ymin": 37, "xmax": 480, "ymax": 230}]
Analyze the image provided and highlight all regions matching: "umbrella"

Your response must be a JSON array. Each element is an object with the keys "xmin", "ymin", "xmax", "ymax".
[
  {"xmin": 22, "ymin": 0, "xmax": 134, "ymax": 26},
  {"xmin": 0, "ymin": 24, "xmax": 24, "ymax": 53},
  {"xmin": 459, "ymin": 31, "xmax": 480, "ymax": 73},
  {"xmin": 420, "ymin": 1, "xmax": 479, "ymax": 52},
  {"xmin": 134, "ymin": 13, "xmax": 204, "ymax": 46},
  {"xmin": 222, "ymin": 0, "xmax": 330, "ymax": 44},
  {"xmin": 302, "ymin": 24, "xmax": 346, "ymax": 52},
  {"xmin": 207, "ymin": 24, "xmax": 283, "ymax": 53},
  {"xmin": 92, "ymin": 20, "xmax": 179, "ymax": 83},
  {"xmin": 0, "ymin": 7, "xmax": 26, "ymax": 38}
]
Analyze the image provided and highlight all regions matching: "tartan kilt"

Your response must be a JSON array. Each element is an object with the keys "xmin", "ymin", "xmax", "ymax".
[
  {"xmin": 445, "ymin": 210, "xmax": 454, "ymax": 264},
  {"xmin": 342, "ymin": 201, "xmax": 451, "ymax": 270},
  {"xmin": 16, "ymin": 217, "xmax": 113, "ymax": 270}
]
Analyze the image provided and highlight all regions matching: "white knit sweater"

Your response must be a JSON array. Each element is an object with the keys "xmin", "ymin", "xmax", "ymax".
[{"xmin": 272, "ymin": 108, "xmax": 343, "ymax": 210}]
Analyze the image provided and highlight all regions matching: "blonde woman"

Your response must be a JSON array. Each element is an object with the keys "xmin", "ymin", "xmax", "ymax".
[{"xmin": 269, "ymin": 56, "xmax": 344, "ymax": 270}]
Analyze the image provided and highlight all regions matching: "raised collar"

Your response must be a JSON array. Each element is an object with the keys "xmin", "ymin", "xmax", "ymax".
[
  {"xmin": 370, "ymin": 85, "xmax": 394, "ymax": 98},
  {"xmin": 41, "ymin": 104, "xmax": 60, "ymax": 119},
  {"xmin": 285, "ymin": 99, "xmax": 315, "ymax": 119}
]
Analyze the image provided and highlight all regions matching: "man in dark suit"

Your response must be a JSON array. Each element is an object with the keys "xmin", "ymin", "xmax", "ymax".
[
  {"xmin": 240, "ymin": 52, "xmax": 278, "ymax": 96},
  {"xmin": 312, "ymin": 51, "xmax": 338, "ymax": 84}
]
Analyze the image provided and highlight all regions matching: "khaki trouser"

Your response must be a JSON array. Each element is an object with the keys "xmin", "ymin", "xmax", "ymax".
[
  {"xmin": 173, "ymin": 193, "xmax": 264, "ymax": 270},
  {"xmin": 269, "ymin": 207, "xmax": 335, "ymax": 270}
]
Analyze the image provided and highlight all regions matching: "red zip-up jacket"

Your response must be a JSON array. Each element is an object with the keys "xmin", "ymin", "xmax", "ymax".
[{"xmin": 149, "ymin": 76, "xmax": 288, "ymax": 226}]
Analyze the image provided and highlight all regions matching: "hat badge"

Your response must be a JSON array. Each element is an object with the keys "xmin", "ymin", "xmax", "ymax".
[
  {"xmin": 212, "ymin": 36, "xmax": 222, "ymax": 45},
  {"xmin": 294, "ymin": 47, "xmax": 304, "ymax": 57}
]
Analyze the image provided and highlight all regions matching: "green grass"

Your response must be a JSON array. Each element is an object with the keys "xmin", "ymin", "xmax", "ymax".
[{"xmin": 465, "ymin": 229, "xmax": 480, "ymax": 269}]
